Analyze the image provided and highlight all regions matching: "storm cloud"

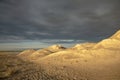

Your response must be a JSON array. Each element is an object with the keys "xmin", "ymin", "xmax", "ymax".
[{"xmin": 0, "ymin": 0, "xmax": 120, "ymax": 41}]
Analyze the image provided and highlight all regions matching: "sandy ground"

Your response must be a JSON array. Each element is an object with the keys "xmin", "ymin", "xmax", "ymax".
[
  {"xmin": 0, "ymin": 30, "xmax": 120, "ymax": 80},
  {"xmin": 0, "ymin": 48, "xmax": 120, "ymax": 80},
  {"xmin": 34, "ymin": 48, "xmax": 120, "ymax": 80},
  {"xmin": 0, "ymin": 52, "xmax": 60, "ymax": 80}
]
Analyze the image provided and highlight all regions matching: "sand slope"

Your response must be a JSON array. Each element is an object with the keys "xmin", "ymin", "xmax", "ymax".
[
  {"xmin": 17, "ymin": 30, "xmax": 120, "ymax": 80},
  {"xmin": 18, "ymin": 44, "xmax": 66, "ymax": 60}
]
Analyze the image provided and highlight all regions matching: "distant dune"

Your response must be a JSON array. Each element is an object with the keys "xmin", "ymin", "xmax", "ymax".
[
  {"xmin": 93, "ymin": 30, "xmax": 120, "ymax": 49},
  {"xmin": 10, "ymin": 30, "xmax": 120, "ymax": 80},
  {"xmin": 17, "ymin": 49, "xmax": 35, "ymax": 57}
]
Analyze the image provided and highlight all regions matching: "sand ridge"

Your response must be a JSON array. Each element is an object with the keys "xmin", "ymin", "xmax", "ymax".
[{"xmin": 2, "ymin": 30, "xmax": 120, "ymax": 80}]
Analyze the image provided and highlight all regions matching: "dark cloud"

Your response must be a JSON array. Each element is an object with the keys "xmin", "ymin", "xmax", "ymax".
[{"xmin": 0, "ymin": 0, "xmax": 120, "ymax": 41}]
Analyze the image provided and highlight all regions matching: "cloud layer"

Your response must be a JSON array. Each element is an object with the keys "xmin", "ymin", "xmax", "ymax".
[{"xmin": 0, "ymin": 0, "xmax": 120, "ymax": 41}]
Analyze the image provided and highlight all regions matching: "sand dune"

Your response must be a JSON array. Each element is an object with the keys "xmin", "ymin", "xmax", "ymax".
[
  {"xmin": 18, "ymin": 49, "xmax": 35, "ymax": 56},
  {"xmin": 18, "ymin": 44, "xmax": 66, "ymax": 60},
  {"xmin": 93, "ymin": 39, "xmax": 120, "ymax": 49},
  {"xmin": 110, "ymin": 30, "xmax": 120, "ymax": 39},
  {"xmin": 72, "ymin": 42, "xmax": 96, "ymax": 50},
  {"xmin": 93, "ymin": 30, "xmax": 120, "ymax": 49},
  {"xmin": 11, "ymin": 30, "xmax": 120, "ymax": 80},
  {"xmin": 29, "ymin": 45, "xmax": 66, "ymax": 60}
]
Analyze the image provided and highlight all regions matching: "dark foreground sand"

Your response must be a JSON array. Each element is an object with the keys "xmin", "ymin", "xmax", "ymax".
[
  {"xmin": 0, "ymin": 52, "xmax": 60, "ymax": 80},
  {"xmin": 1, "ymin": 30, "xmax": 120, "ymax": 80},
  {"xmin": 0, "ymin": 50, "xmax": 120, "ymax": 80}
]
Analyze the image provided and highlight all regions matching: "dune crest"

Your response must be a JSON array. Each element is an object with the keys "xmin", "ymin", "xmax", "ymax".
[
  {"xmin": 110, "ymin": 30, "xmax": 120, "ymax": 40},
  {"xmin": 94, "ymin": 30, "xmax": 120, "ymax": 49},
  {"xmin": 18, "ymin": 30, "xmax": 120, "ymax": 60},
  {"xmin": 47, "ymin": 44, "xmax": 66, "ymax": 50},
  {"xmin": 16, "ymin": 30, "xmax": 120, "ymax": 80},
  {"xmin": 18, "ymin": 49, "xmax": 35, "ymax": 57},
  {"xmin": 94, "ymin": 39, "xmax": 120, "ymax": 49},
  {"xmin": 73, "ymin": 43, "xmax": 96, "ymax": 50},
  {"xmin": 18, "ymin": 44, "xmax": 66, "ymax": 60}
]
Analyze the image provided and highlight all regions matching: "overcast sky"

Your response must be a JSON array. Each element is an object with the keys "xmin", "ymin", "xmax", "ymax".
[{"xmin": 0, "ymin": 0, "xmax": 120, "ymax": 41}]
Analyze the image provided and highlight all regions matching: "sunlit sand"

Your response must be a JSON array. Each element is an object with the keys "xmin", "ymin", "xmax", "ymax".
[{"xmin": 0, "ymin": 30, "xmax": 120, "ymax": 80}]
